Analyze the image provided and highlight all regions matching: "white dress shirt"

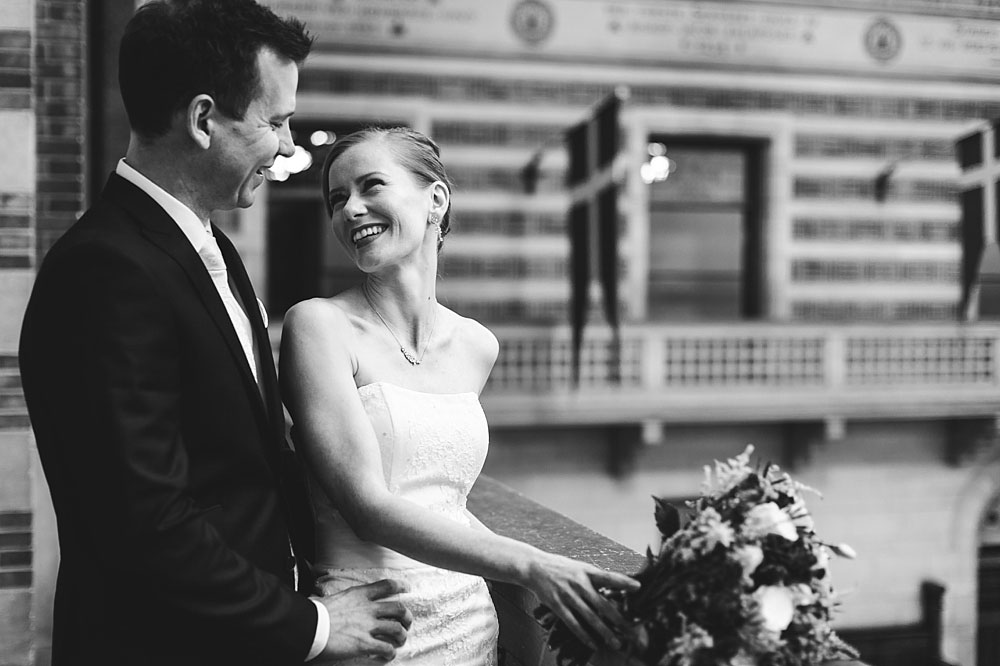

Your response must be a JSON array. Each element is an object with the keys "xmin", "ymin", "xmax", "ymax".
[
  {"xmin": 114, "ymin": 159, "xmax": 329, "ymax": 661},
  {"xmin": 116, "ymin": 160, "xmax": 257, "ymax": 377}
]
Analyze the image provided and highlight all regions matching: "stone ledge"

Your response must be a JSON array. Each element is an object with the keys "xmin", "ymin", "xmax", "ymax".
[
  {"xmin": 469, "ymin": 475, "xmax": 644, "ymax": 666},
  {"xmin": 468, "ymin": 475, "xmax": 646, "ymax": 574}
]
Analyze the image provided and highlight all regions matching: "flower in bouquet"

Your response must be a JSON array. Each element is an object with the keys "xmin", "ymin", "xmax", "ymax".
[
  {"xmin": 536, "ymin": 445, "xmax": 859, "ymax": 666},
  {"xmin": 743, "ymin": 502, "xmax": 799, "ymax": 542}
]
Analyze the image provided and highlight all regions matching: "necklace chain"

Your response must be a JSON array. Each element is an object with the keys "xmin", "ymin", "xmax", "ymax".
[{"xmin": 363, "ymin": 286, "xmax": 437, "ymax": 366}]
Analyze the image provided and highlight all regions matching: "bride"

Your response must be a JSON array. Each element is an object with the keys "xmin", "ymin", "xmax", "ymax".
[{"xmin": 279, "ymin": 127, "xmax": 639, "ymax": 664}]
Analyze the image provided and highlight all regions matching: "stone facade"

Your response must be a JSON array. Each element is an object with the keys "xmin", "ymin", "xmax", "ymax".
[{"xmin": 3, "ymin": 1, "xmax": 1000, "ymax": 665}]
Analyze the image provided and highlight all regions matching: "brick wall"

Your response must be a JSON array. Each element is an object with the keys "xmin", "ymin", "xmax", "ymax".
[
  {"xmin": 35, "ymin": 0, "xmax": 86, "ymax": 258},
  {"xmin": 0, "ymin": 0, "xmax": 36, "ymax": 663},
  {"xmin": 0, "ymin": 0, "xmax": 86, "ymax": 664},
  {"xmin": 0, "ymin": 9, "xmax": 33, "ymax": 272}
]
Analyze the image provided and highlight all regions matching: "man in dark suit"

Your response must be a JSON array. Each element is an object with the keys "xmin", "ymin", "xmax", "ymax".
[{"xmin": 18, "ymin": 1, "xmax": 411, "ymax": 663}]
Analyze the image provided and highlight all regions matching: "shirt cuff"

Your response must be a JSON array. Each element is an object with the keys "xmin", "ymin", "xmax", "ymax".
[{"xmin": 305, "ymin": 597, "xmax": 330, "ymax": 661}]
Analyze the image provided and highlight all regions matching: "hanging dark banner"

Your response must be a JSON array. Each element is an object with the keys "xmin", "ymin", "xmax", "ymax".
[
  {"xmin": 956, "ymin": 120, "xmax": 1000, "ymax": 320},
  {"xmin": 568, "ymin": 201, "xmax": 591, "ymax": 386},
  {"xmin": 597, "ymin": 182, "xmax": 621, "ymax": 384},
  {"xmin": 564, "ymin": 90, "xmax": 626, "ymax": 385},
  {"xmin": 522, "ymin": 89, "xmax": 626, "ymax": 385}
]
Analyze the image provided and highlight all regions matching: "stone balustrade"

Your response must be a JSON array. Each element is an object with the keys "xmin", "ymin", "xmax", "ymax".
[{"xmin": 482, "ymin": 322, "xmax": 1000, "ymax": 429}]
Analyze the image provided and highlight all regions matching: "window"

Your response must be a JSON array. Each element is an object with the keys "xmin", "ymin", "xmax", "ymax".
[{"xmin": 646, "ymin": 136, "xmax": 765, "ymax": 321}]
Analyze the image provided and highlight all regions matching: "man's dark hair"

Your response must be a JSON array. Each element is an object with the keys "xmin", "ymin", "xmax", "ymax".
[{"xmin": 119, "ymin": 0, "xmax": 313, "ymax": 140}]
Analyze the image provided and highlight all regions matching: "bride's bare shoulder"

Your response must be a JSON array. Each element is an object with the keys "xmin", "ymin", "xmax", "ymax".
[
  {"xmin": 283, "ymin": 291, "xmax": 362, "ymax": 337},
  {"xmin": 444, "ymin": 308, "xmax": 499, "ymax": 368},
  {"xmin": 280, "ymin": 293, "xmax": 365, "ymax": 379}
]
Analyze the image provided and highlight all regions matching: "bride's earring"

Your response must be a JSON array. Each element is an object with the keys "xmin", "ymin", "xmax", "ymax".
[{"xmin": 428, "ymin": 213, "xmax": 443, "ymax": 243}]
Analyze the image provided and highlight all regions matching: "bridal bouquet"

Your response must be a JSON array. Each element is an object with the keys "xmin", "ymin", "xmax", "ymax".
[{"xmin": 538, "ymin": 445, "xmax": 859, "ymax": 666}]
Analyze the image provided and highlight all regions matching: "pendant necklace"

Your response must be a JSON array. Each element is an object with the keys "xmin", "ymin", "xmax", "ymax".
[{"xmin": 363, "ymin": 286, "xmax": 437, "ymax": 366}]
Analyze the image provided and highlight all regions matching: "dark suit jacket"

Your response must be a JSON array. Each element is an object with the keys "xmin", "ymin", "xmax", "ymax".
[{"xmin": 19, "ymin": 173, "xmax": 318, "ymax": 665}]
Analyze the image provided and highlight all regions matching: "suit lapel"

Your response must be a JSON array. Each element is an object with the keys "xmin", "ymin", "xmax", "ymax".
[
  {"xmin": 213, "ymin": 227, "xmax": 286, "ymax": 436},
  {"xmin": 101, "ymin": 174, "xmax": 270, "ymax": 432},
  {"xmin": 213, "ymin": 228, "xmax": 312, "ymax": 556}
]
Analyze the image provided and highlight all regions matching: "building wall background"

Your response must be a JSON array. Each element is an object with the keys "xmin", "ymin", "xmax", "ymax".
[
  {"xmin": 0, "ymin": 0, "xmax": 84, "ymax": 663},
  {"xmin": 1, "ymin": 1, "xmax": 37, "ymax": 663},
  {"xmin": 267, "ymin": 4, "xmax": 1000, "ymax": 666},
  {"xmin": 1, "ymin": 1, "xmax": 999, "ymax": 665}
]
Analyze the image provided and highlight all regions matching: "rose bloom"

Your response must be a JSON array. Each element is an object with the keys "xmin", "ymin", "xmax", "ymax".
[
  {"xmin": 743, "ymin": 502, "xmax": 798, "ymax": 541},
  {"xmin": 733, "ymin": 544, "xmax": 764, "ymax": 579},
  {"xmin": 754, "ymin": 585, "xmax": 795, "ymax": 633}
]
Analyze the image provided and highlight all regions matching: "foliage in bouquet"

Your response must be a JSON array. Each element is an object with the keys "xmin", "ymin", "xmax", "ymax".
[{"xmin": 537, "ymin": 446, "xmax": 859, "ymax": 666}]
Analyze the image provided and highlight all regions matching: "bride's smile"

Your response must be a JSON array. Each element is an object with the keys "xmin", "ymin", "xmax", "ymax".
[{"xmin": 351, "ymin": 223, "xmax": 387, "ymax": 246}]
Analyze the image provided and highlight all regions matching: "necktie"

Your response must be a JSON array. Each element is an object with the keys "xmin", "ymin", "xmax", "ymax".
[
  {"xmin": 198, "ymin": 234, "xmax": 258, "ymax": 382},
  {"xmin": 200, "ymin": 235, "xmax": 293, "ymax": 581}
]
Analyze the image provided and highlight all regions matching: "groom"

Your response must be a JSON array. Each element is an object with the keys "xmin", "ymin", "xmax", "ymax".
[{"xmin": 19, "ymin": 1, "xmax": 410, "ymax": 664}]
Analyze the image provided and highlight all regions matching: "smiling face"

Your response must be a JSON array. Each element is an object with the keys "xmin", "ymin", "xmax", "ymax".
[
  {"xmin": 206, "ymin": 47, "xmax": 298, "ymax": 212},
  {"xmin": 326, "ymin": 138, "xmax": 439, "ymax": 271}
]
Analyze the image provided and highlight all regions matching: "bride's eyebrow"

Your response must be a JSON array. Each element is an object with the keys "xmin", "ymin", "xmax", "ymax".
[
  {"xmin": 327, "ymin": 186, "xmax": 346, "ymax": 207},
  {"xmin": 328, "ymin": 171, "xmax": 387, "ymax": 199}
]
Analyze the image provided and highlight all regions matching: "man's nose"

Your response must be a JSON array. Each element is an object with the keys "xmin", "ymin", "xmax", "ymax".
[{"xmin": 277, "ymin": 122, "xmax": 294, "ymax": 158}]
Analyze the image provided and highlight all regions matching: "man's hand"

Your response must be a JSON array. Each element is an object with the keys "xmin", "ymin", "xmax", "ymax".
[{"xmin": 317, "ymin": 578, "xmax": 413, "ymax": 662}]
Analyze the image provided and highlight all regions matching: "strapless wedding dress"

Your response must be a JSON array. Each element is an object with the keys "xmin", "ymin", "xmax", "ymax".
[{"xmin": 310, "ymin": 381, "xmax": 498, "ymax": 665}]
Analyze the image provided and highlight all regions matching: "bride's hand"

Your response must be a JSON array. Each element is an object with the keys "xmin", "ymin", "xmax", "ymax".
[{"xmin": 526, "ymin": 551, "xmax": 640, "ymax": 650}]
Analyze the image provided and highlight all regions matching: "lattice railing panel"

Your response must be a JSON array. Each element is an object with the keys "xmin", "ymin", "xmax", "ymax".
[
  {"xmin": 661, "ymin": 336, "xmax": 826, "ymax": 387},
  {"xmin": 490, "ymin": 336, "xmax": 643, "ymax": 390},
  {"xmin": 485, "ymin": 324, "xmax": 1000, "ymax": 394},
  {"xmin": 845, "ymin": 336, "xmax": 996, "ymax": 385}
]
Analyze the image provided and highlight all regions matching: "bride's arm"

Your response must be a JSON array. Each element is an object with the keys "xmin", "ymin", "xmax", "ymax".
[
  {"xmin": 279, "ymin": 300, "xmax": 637, "ymax": 651},
  {"xmin": 463, "ymin": 509, "xmax": 493, "ymax": 534}
]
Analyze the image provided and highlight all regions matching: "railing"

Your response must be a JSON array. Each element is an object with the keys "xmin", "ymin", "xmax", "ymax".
[
  {"xmin": 481, "ymin": 322, "xmax": 1000, "ymax": 427},
  {"xmin": 469, "ymin": 475, "xmax": 645, "ymax": 666}
]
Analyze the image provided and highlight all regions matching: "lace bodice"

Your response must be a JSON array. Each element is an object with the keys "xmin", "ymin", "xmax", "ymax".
[
  {"xmin": 311, "ymin": 381, "xmax": 489, "ymax": 570},
  {"xmin": 310, "ymin": 381, "xmax": 498, "ymax": 665}
]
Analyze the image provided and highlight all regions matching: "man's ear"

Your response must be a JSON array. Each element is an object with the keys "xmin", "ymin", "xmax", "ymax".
[{"xmin": 185, "ymin": 94, "xmax": 216, "ymax": 150}]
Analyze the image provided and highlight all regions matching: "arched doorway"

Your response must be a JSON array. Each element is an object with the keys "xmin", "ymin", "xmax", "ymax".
[{"xmin": 980, "ymin": 492, "xmax": 1000, "ymax": 666}]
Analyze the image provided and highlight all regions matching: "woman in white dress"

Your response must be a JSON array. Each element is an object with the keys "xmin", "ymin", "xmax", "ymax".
[{"xmin": 279, "ymin": 127, "xmax": 639, "ymax": 664}]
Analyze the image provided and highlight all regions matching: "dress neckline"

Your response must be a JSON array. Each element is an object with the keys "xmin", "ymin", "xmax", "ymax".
[{"xmin": 357, "ymin": 380, "xmax": 478, "ymax": 399}]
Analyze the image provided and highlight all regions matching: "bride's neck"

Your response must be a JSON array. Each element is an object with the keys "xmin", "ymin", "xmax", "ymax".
[{"xmin": 362, "ymin": 268, "xmax": 437, "ymax": 325}]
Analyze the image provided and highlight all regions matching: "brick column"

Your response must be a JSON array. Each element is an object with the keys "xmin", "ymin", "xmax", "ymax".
[
  {"xmin": 35, "ymin": 0, "xmax": 87, "ymax": 259},
  {"xmin": 0, "ymin": 0, "xmax": 86, "ymax": 664},
  {"xmin": 0, "ymin": 0, "xmax": 38, "ymax": 663}
]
